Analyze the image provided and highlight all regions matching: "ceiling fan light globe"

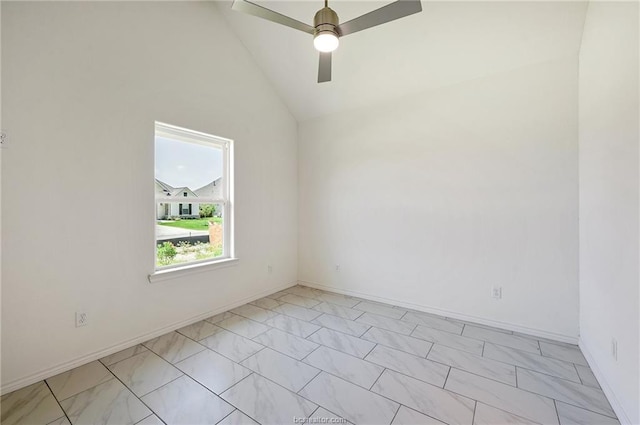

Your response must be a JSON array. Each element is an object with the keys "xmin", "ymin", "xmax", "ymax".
[{"xmin": 314, "ymin": 32, "xmax": 339, "ymax": 52}]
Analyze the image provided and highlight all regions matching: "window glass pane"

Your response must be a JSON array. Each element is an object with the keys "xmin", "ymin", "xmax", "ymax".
[
  {"xmin": 154, "ymin": 123, "xmax": 230, "ymax": 271},
  {"xmin": 156, "ymin": 203, "xmax": 224, "ymax": 267},
  {"xmin": 155, "ymin": 136, "xmax": 223, "ymax": 200}
]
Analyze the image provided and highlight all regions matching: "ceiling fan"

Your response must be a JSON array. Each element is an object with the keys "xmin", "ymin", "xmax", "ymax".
[{"xmin": 231, "ymin": 0, "xmax": 422, "ymax": 83}]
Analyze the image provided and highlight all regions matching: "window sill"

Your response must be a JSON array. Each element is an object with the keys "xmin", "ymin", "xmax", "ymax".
[{"xmin": 148, "ymin": 258, "xmax": 239, "ymax": 283}]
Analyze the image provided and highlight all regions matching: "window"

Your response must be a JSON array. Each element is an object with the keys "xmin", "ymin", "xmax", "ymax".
[{"xmin": 153, "ymin": 122, "xmax": 233, "ymax": 272}]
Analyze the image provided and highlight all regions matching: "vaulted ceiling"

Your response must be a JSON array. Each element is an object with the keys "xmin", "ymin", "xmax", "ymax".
[{"xmin": 216, "ymin": 1, "xmax": 588, "ymax": 121}]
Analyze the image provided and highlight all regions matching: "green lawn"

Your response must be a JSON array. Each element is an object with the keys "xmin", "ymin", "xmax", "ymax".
[{"xmin": 158, "ymin": 217, "xmax": 222, "ymax": 230}]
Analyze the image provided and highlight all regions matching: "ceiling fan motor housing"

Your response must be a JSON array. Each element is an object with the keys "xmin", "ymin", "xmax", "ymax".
[{"xmin": 314, "ymin": 7, "xmax": 340, "ymax": 37}]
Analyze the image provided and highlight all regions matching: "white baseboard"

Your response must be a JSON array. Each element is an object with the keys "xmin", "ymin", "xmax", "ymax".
[
  {"xmin": 0, "ymin": 281, "xmax": 296, "ymax": 396},
  {"xmin": 300, "ymin": 280, "xmax": 579, "ymax": 344},
  {"xmin": 579, "ymin": 339, "xmax": 633, "ymax": 425}
]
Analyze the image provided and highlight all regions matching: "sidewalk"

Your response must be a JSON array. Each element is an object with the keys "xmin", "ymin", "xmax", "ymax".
[{"xmin": 156, "ymin": 225, "xmax": 208, "ymax": 240}]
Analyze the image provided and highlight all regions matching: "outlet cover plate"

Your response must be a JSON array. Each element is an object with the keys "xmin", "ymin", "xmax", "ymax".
[
  {"xmin": 491, "ymin": 287, "xmax": 502, "ymax": 299},
  {"xmin": 76, "ymin": 311, "xmax": 88, "ymax": 327}
]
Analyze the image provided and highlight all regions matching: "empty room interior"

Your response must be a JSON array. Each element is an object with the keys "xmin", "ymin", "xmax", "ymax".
[{"xmin": 1, "ymin": 0, "xmax": 639, "ymax": 424}]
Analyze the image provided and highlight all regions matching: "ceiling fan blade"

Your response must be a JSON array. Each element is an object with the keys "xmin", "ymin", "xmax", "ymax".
[
  {"xmin": 231, "ymin": 0, "xmax": 315, "ymax": 35},
  {"xmin": 338, "ymin": 0, "xmax": 422, "ymax": 37},
  {"xmin": 318, "ymin": 52, "xmax": 332, "ymax": 83}
]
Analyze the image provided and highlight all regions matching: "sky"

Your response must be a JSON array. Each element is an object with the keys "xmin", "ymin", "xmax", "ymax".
[{"xmin": 155, "ymin": 136, "xmax": 223, "ymax": 190}]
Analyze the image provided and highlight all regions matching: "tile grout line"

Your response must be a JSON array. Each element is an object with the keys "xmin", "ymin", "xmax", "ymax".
[
  {"xmin": 295, "ymin": 369, "xmax": 323, "ymax": 395},
  {"xmin": 134, "ymin": 413, "xmax": 164, "ymax": 425},
  {"xmin": 471, "ymin": 400, "xmax": 478, "ymax": 425},
  {"xmin": 218, "ymin": 371, "xmax": 254, "ymax": 397},
  {"xmin": 475, "ymin": 345, "xmax": 588, "ymax": 383},
  {"xmin": 306, "ymin": 406, "xmax": 322, "ymax": 422},
  {"xmin": 218, "ymin": 392, "xmax": 266, "ymax": 424},
  {"xmin": 175, "ymin": 326, "xmax": 221, "ymax": 343},
  {"xmin": 364, "ymin": 370, "xmax": 436, "ymax": 411},
  {"xmin": 573, "ymin": 363, "xmax": 585, "ymax": 385},
  {"xmin": 264, "ymin": 316, "xmax": 323, "ymax": 339},
  {"xmin": 252, "ymin": 334, "xmax": 406, "ymax": 412},
  {"xmin": 198, "ymin": 334, "xmax": 264, "ymax": 365},
  {"xmin": 306, "ymin": 325, "xmax": 378, "ymax": 349},
  {"xmin": 435, "ymin": 370, "xmax": 556, "ymax": 423},
  {"xmin": 311, "ymin": 313, "xmax": 372, "ymax": 337},
  {"xmin": 303, "ymin": 325, "xmax": 324, "ymax": 340},
  {"xmin": 228, "ymin": 356, "xmax": 324, "ymax": 402},
  {"xmin": 209, "ymin": 317, "xmax": 276, "ymax": 343},
  {"xmin": 236, "ymin": 345, "xmax": 269, "ymax": 364},
  {"xmin": 514, "ymin": 364, "xmax": 611, "ymax": 391},
  {"xmin": 388, "ymin": 403, "xmax": 402, "ymax": 424},
  {"xmin": 445, "ymin": 365, "xmax": 523, "ymax": 389},
  {"xmin": 249, "ymin": 337, "xmax": 316, "ymax": 364},
  {"xmin": 105, "ymin": 361, "xmax": 177, "ymax": 424},
  {"xmin": 424, "ymin": 342, "xmax": 435, "ymax": 359},
  {"xmin": 299, "ymin": 345, "xmax": 323, "ymax": 362},
  {"xmin": 368, "ymin": 367, "xmax": 387, "ymax": 391},
  {"xmin": 216, "ymin": 315, "xmax": 275, "ymax": 340},
  {"xmin": 352, "ymin": 308, "xmax": 366, "ymax": 320},
  {"xmin": 452, "ymin": 334, "xmax": 542, "ymax": 354},
  {"xmin": 444, "ymin": 365, "xmax": 619, "ymax": 421},
  {"xmin": 53, "ymin": 376, "xmax": 119, "ymax": 404},
  {"xmin": 553, "ymin": 399, "xmax": 562, "ymax": 425},
  {"xmin": 275, "ymin": 300, "xmax": 325, "ymax": 320},
  {"xmin": 240, "ymin": 370, "xmax": 328, "ymax": 417},
  {"xmin": 98, "ymin": 345, "xmax": 152, "ymax": 369},
  {"xmin": 422, "ymin": 350, "xmax": 517, "ymax": 387},
  {"xmin": 212, "ymin": 409, "xmax": 237, "ymax": 425},
  {"xmin": 43, "ymin": 380, "xmax": 74, "ymax": 425},
  {"xmin": 208, "ymin": 368, "xmax": 259, "ymax": 404},
  {"xmin": 151, "ymin": 340, "xmax": 209, "ymax": 366},
  {"xmin": 215, "ymin": 372, "xmax": 277, "ymax": 424},
  {"xmin": 358, "ymin": 325, "xmax": 373, "ymax": 338},
  {"xmin": 442, "ymin": 365, "xmax": 453, "ymax": 389},
  {"xmin": 100, "ymin": 349, "xmax": 152, "ymax": 370},
  {"xmin": 298, "ymin": 362, "xmax": 387, "ymax": 393},
  {"xmin": 361, "ymin": 351, "xmax": 452, "ymax": 389},
  {"xmin": 137, "ymin": 373, "xmax": 185, "ymax": 399},
  {"xmin": 363, "ymin": 342, "xmax": 379, "ymax": 359}
]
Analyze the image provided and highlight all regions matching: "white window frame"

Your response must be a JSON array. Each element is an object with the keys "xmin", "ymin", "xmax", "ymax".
[{"xmin": 149, "ymin": 121, "xmax": 236, "ymax": 282}]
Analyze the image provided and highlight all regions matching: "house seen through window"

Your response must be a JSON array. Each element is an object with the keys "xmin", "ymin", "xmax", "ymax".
[{"xmin": 154, "ymin": 122, "xmax": 233, "ymax": 269}]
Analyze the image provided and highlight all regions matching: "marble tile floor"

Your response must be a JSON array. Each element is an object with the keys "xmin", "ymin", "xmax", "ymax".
[{"xmin": 1, "ymin": 285, "xmax": 620, "ymax": 425}]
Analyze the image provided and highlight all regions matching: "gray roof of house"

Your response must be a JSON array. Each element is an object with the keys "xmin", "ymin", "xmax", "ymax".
[
  {"xmin": 155, "ymin": 179, "xmax": 197, "ymax": 198},
  {"xmin": 194, "ymin": 178, "xmax": 222, "ymax": 199},
  {"xmin": 156, "ymin": 178, "xmax": 221, "ymax": 199}
]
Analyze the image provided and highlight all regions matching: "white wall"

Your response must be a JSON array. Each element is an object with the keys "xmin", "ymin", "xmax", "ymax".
[
  {"xmin": 299, "ymin": 58, "xmax": 580, "ymax": 340},
  {"xmin": 0, "ymin": 0, "xmax": 3, "ymax": 386},
  {"xmin": 1, "ymin": 2, "xmax": 298, "ymax": 392},
  {"xmin": 578, "ymin": 2, "xmax": 639, "ymax": 424}
]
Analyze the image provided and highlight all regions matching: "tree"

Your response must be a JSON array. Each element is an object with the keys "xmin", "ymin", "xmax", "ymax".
[{"xmin": 199, "ymin": 204, "xmax": 216, "ymax": 218}]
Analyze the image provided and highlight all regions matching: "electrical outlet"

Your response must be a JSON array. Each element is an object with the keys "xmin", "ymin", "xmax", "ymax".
[
  {"xmin": 611, "ymin": 338, "xmax": 618, "ymax": 361},
  {"xmin": 491, "ymin": 287, "xmax": 502, "ymax": 299},
  {"xmin": 267, "ymin": 265, "xmax": 273, "ymax": 273},
  {"xmin": 335, "ymin": 264, "xmax": 341, "ymax": 272},
  {"xmin": 76, "ymin": 311, "xmax": 88, "ymax": 327}
]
